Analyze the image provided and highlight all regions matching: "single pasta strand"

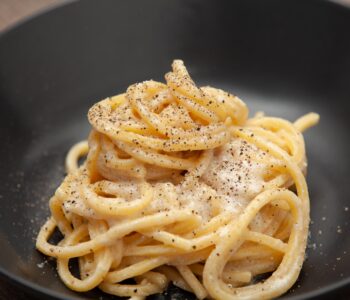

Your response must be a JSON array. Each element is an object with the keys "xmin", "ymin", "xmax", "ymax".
[
  {"xmin": 294, "ymin": 112, "xmax": 320, "ymax": 132},
  {"xmin": 176, "ymin": 265, "xmax": 208, "ymax": 300},
  {"xmin": 65, "ymin": 140, "xmax": 89, "ymax": 173}
]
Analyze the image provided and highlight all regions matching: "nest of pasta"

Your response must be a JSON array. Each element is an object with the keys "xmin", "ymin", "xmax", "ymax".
[{"xmin": 36, "ymin": 60, "xmax": 319, "ymax": 300}]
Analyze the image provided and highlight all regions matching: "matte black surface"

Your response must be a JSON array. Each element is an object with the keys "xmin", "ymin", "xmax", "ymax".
[{"xmin": 0, "ymin": 0, "xmax": 349, "ymax": 299}]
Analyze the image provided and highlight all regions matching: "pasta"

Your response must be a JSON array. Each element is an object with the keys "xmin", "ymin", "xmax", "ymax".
[{"xmin": 36, "ymin": 60, "xmax": 319, "ymax": 299}]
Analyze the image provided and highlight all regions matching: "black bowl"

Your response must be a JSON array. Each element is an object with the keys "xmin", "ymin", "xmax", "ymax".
[{"xmin": 0, "ymin": 0, "xmax": 349, "ymax": 299}]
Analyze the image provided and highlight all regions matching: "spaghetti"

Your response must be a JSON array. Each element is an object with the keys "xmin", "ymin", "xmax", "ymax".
[{"xmin": 36, "ymin": 60, "xmax": 319, "ymax": 299}]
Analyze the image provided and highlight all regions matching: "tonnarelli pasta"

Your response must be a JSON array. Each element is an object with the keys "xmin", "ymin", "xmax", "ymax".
[{"xmin": 36, "ymin": 60, "xmax": 319, "ymax": 299}]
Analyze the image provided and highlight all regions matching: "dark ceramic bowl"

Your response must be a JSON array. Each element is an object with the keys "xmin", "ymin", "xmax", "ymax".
[{"xmin": 0, "ymin": 0, "xmax": 349, "ymax": 299}]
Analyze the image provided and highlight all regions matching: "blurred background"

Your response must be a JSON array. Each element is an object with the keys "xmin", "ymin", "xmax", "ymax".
[{"xmin": 0, "ymin": 0, "xmax": 350, "ymax": 32}]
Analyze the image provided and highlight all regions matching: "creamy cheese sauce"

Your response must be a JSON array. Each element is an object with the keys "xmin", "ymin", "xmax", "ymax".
[
  {"xmin": 64, "ymin": 138, "xmax": 277, "ymax": 223},
  {"xmin": 147, "ymin": 138, "xmax": 275, "ymax": 222}
]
